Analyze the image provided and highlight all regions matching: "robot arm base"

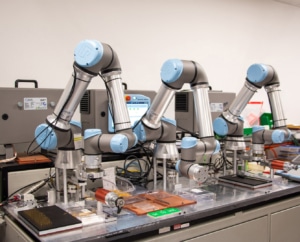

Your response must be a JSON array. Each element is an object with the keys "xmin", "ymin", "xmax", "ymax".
[{"xmin": 176, "ymin": 160, "xmax": 209, "ymax": 183}]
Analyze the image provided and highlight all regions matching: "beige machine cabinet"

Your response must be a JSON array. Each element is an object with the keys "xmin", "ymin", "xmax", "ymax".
[
  {"xmin": 270, "ymin": 205, "xmax": 300, "ymax": 242},
  {"xmin": 3, "ymin": 216, "xmax": 34, "ymax": 242},
  {"xmin": 187, "ymin": 217, "xmax": 268, "ymax": 242}
]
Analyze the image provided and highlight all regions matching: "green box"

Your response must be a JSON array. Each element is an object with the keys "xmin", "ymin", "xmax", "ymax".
[
  {"xmin": 260, "ymin": 113, "xmax": 273, "ymax": 129},
  {"xmin": 243, "ymin": 127, "xmax": 252, "ymax": 136}
]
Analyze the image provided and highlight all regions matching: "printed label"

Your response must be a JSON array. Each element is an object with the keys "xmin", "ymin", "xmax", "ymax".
[
  {"xmin": 210, "ymin": 103, "xmax": 223, "ymax": 112},
  {"xmin": 24, "ymin": 97, "xmax": 47, "ymax": 110}
]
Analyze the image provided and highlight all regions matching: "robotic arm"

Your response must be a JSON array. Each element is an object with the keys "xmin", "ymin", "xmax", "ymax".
[
  {"xmin": 161, "ymin": 60, "xmax": 220, "ymax": 182},
  {"xmin": 135, "ymin": 59, "xmax": 220, "ymax": 183},
  {"xmin": 36, "ymin": 40, "xmax": 136, "ymax": 152},
  {"xmin": 74, "ymin": 40, "xmax": 137, "ymax": 179},
  {"xmin": 213, "ymin": 63, "xmax": 290, "ymax": 160},
  {"xmin": 35, "ymin": 40, "xmax": 137, "ymax": 204}
]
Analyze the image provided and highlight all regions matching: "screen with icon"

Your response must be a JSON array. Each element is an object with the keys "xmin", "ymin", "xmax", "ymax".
[{"xmin": 108, "ymin": 94, "xmax": 151, "ymax": 133}]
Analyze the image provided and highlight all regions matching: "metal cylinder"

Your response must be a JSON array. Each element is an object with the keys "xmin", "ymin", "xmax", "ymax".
[
  {"xmin": 142, "ymin": 84, "xmax": 175, "ymax": 129},
  {"xmin": 178, "ymin": 161, "xmax": 209, "ymax": 183},
  {"xmin": 192, "ymin": 84, "xmax": 213, "ymax": 138},
  {"xmin": 265, "ymin": 84, "xmax": 287, "ymax": 128},
  {"xmin": 55, "ymin": 149, "xmax": 82, "ymax": 169},
  {"xmin": 104, "ymin": 74, "xmax": 131, "ymax": 132},
  {"xmin": 228, "ymin": 81, "xmax": 258, "ymax": 118},
  {"xmin": 252, "ymin": 143, "xmax": 265, "ymax": 161},
  {"xmin": 95, "ymin": 188, "xmax": 125, "ymax": 212},
  {"xmin": 95, "ymin": 188, "xmax": 110, "ymax": 204},
  {"xmin": 82, "ymin": 155, "xmax": 103, "ymax": 180},
  {"xmin": 48, "ymin": 66, "xmax": 94, "ymax": 130}
]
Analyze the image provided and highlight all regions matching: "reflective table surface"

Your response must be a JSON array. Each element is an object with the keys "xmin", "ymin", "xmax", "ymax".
[{"xmin": 4, "ymin": 178, "xmax": 300, "ymax": 242}]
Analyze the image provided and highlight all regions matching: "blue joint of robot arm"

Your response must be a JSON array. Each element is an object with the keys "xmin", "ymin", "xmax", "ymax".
[
  {"xmin": 181, "ymin": 136, "xmax": 197, "ymax": 149},
  {"xmin": 35, "ymin": 123, "xmax": 58, "ymax": 150},
  {"xmin": 213, "ymin": 140, "xmax": 221, "ymax": 154},
  {"xmin": 160, "ymin": 59, "xmax": 184, "ymax": 84},
  {"xmin": 271, "ymin": 130, "xmax": 285, "ymax": 143},
  {"xmin": 74, "ymin": 40, "xmax": 104, "ymax": 68},
  {"xmin": 133, "ymin": 122, "xmax": 147, "ymax": 142},
  {"xmin": 84, "ymin": 129, "xmax": 102, "ymax": 139},
  {"xmin": 213, "ymin": 117, "xmax": 229, "ymax": 137},
  {"xmin": 161, "ymin": 117, "xmax": 176, "ymax": 126},
  {"xmin": 247, "ymin": 64, "xmax": 269, "ymax": 83},
  {"xmin": 110, "ymin": 134, "xmax": 129, "ymax": 153}
]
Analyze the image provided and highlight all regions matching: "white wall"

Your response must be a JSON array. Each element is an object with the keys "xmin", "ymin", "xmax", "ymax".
[{"xmin": 0, "ymin": 0, "xmax": 300, "ymax": 124}]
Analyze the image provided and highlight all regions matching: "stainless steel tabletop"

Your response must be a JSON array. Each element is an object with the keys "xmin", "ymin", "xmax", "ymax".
[{"xmin": 4, "ymin": 179, "xmax": 300, "ymax": 242}]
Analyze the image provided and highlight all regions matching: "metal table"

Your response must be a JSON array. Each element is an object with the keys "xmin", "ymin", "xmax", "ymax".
[{"xmin": 4, "ymin": 179, "xmax": 300, "ymax": 242}]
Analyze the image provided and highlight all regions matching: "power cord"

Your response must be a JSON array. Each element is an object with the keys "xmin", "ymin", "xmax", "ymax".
[{"xmin": 116, "ymin": 155, "xmax": 151, "ymax": 186}]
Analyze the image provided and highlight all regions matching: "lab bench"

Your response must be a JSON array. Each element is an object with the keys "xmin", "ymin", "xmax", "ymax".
[{"xmin": 2, "ymin": 180, "xmax": 300, "ymax": 242}]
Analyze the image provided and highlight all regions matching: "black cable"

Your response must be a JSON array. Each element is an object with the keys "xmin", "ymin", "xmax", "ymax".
[
  {"xmin": 213, "ymin": 149, "xmax": 233, "ymax": 172},
  {"xmin": 176, "ymin": 124, "xmax": 200, "ymax": 139},
  {"xmin": 116, "ymin": 153, "xmax": 152, "ymax": 186},
  {"xmin": 26, "ymin": 121, "xmax": 56, "ymax": 155},
  {"xmin": 138, "ymin": 144, "xmax": 154, "ymax": 177}
]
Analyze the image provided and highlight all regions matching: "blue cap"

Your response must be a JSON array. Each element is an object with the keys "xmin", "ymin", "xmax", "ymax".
[
  {"xmin": 161, "ymin": 117, "xmax": 176, "ymax": 126},
  {"xmin": 160, "ymin": 59, "xmax": 183, "ymax": 83},
  {"xmin": 271, "ymin": 130, "xmax": 285, "ymax": 143},
  {"xmin": 252, "ymin": 126, "xmax": 265, "ymax": 133},
  {"xmin": 70, "ymin": 120, "xmax": 82, "ymax": 129},
  {"xmin": 74, "ymin": 40, "xmax": 103, "ymax": 67},
  {"xmin": 181, "ymin": 137, "xmax": 197, "ymax": 149},
  {"xmin": 133, "ymin": 122, "xmax": 146, "ymax": 142},
  {"xmin": 213, "ymin": 117, "xmax": 228, "ymax": 136},
  {"xmin": 132, "ymin": 133, "xmax": 138, "ymax": 147},
  {"xmin": 35, "ymin": 124, "xmax": 57, "ymax": 150},
  {"xmin": 84, "ymin": 129, "xmax": 102, "ymax": 139},
  {"xmin": 110, "ymin": 134, "xmax": 128, "ymax": 153},
  {"xmin": 238, "ymin": 116, "xmax": 244, "ymax": 121},
  {"xmin": 175, "ymin": 160, "xmax": 181, "ymax": 173},
  {"xmin": 213, "ymin": 140, "xmax": 221, "ymax": 154},
  {"xmin": 247, "ymin": 64, "xmax": 268, "ymax": 83}
]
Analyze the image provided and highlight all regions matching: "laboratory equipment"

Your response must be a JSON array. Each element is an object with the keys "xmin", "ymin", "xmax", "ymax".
[
  {"xmin": 0, "ymin": 163, "xmax": 53, "ymax": 203},
  {"xmin": 0, "ymin": 80, "xmax": 62, "ymax": 159},
  {"xmin": 175, "ymin": 90, "xmax": 236, "ymax": 134},
  {"xmin": 213, "ymin": 63, "xmax": 293, "ymax": 187},
  {"xmin": 80, "ymin": 89, "xmax": 156, "ymax": 134},
  {"xmin": 2, "ymin": 57, "xmax": 300, "ymax": 241},
  {"xmin": 35, "ymin": 40, "xmax": 138, "ymax": 205},
  {"xmin": 134, "ymin": 59, "xmax": 220, "ymax": 190},
  {"xmin": 213, "ymin": 63, "xmax": 291, "ymax": 153},
  {"xmin": 4, "ymin": 177, "xmax": 300, "ymax": 241},
  {"xmin": 108, "ymin": 94, "xmax": 151, "ymax": 133},
  {"xmin": 94, "ymin": 188, "xmax": 124, "ymax": 214}
]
